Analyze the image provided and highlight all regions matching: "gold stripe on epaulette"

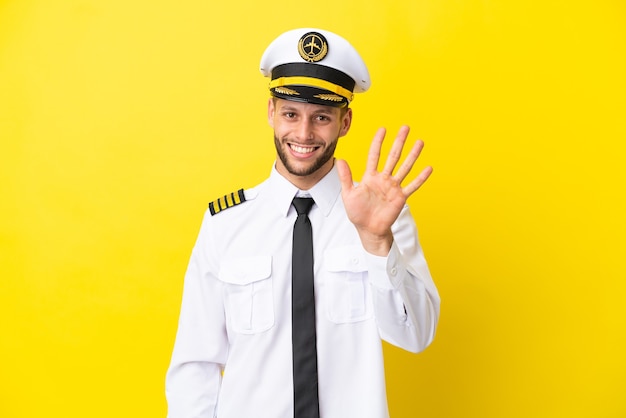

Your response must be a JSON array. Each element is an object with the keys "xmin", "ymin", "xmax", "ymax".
[{"xmin": 209, "ymin": 188, "xmax": 246, "ymax": 216}]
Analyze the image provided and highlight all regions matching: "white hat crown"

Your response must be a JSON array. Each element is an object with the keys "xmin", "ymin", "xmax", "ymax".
[{"xmin": 260, "ymin": 28, "xmax": 371, "ymax": 105}]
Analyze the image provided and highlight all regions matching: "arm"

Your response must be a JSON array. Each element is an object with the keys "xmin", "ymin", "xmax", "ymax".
[
  {"xmin": 165, "ymin": 212, "xmax": 228, "ymax": 417},
  {"xmin": 364, "ymin": 205, "xmax": 440, "ymax": 352},
  {"xmin": 337, "ymin": 125, "xmax": 440, "ymax": 352}
]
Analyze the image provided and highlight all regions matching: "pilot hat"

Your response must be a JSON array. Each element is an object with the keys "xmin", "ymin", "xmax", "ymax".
[{"xmin": 260, "ymin": 28, "xmax": 371, "ymax": 107}]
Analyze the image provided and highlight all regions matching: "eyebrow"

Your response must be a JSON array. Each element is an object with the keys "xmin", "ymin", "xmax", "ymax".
[{"xmin": 280, "ymin": 105, "xmax": 335, "ymax": 115}]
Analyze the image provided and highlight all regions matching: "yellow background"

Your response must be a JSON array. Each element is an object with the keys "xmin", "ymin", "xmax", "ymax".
[{"xmin": 1, "ymin": 0, "xmax": 625, "ymax": 417}]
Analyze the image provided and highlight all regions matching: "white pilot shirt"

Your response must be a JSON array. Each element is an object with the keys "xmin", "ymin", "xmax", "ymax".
[{"xmin": 165, "ymin": 164, "xmax": 440, "ymax": 418}]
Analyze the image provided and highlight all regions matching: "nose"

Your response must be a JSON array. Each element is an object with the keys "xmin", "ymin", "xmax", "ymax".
[{"xmin": 295, "ymin": 118, "xmax": 314, "ymax": 141}]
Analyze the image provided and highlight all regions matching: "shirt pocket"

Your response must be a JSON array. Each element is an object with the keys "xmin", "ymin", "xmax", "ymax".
[
  {"xmin": 218, "ymin": 256, "xmax": 274, "ymax": 334},
  {"xmin": 323, "ymin": 245, "xmax": 373, "ymax": 324}
]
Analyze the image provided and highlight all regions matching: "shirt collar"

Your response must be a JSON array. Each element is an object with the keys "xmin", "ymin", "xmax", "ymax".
[{"xmin": 268, "ymin": 162, "xmax": 342, "ymax": 218}]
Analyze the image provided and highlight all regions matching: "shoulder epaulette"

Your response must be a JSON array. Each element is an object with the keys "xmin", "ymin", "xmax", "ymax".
[{"xmin": 209, "ymin": 188, "xmax": 246, "ymax": 216}]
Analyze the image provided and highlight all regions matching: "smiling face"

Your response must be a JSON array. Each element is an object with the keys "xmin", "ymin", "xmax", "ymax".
[{"xmin": 268, "ymin": 98, "xmax": 352, "ymax": 190}]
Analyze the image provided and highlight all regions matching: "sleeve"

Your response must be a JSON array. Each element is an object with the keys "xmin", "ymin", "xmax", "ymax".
[
  {"xmin": 365, "ymin": 205, "xmax": 441, "ymax": 353},
  {"xmin": 165, "ymin": 211, "xmax": 228, "ymax": 418}
]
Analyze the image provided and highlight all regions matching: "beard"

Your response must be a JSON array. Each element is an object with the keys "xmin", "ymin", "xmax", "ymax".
[{"xmin": 274, "ymin": 133, "xmax": 338, "ymax": 177}]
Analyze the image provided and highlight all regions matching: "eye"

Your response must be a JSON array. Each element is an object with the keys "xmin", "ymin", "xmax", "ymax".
[{"xmin": 283, "ymin": 112, "xmax": 296, "ymax": 119}]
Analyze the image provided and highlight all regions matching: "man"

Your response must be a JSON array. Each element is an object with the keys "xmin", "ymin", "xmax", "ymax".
[{"xmin": 166, "ymin": 28, "xmax": 440, "ymax": 418}]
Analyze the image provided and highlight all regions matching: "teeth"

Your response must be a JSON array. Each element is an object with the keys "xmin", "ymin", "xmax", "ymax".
[{"xmin": 291, "ymin": 144, "xmax": 316, "ymax": 154}]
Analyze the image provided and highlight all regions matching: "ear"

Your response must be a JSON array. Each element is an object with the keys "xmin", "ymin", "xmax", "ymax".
[
  {"xmin": 267, "ymin": 98, "xmax": 275, "ymax": 129},
  {"xmin": 339, "ymin": 107, "xmax": 352, "ymax": 137}
]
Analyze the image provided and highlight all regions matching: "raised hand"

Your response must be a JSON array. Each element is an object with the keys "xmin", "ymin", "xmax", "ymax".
[{"xmin": 336, "ymin": 126, "xmax": 432, "ymax": 256}]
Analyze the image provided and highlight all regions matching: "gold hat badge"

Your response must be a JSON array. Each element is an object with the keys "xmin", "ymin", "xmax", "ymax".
[{"xmin": 297, "ymin": 32, "xmax": 329, "ymax": 63}]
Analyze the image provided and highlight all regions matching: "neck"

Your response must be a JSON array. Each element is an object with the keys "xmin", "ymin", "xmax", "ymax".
[{"xmin": 276, "ymin": 159, "xmax": 334, "ymax": 191}]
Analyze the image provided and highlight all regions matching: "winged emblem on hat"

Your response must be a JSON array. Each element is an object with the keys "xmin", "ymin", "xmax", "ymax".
[{"xmin": 298, "ymin": 32, "xmax": 328, "ymax": 62}]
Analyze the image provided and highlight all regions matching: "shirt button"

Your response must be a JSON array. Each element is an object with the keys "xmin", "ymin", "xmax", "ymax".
[
  {"xmin": 352, "ymin": 258, "xmax": 359, "ymax": 265},
  {"xmin": 390, "ymin": 267, "xmax": 397, "ymax": 276}
]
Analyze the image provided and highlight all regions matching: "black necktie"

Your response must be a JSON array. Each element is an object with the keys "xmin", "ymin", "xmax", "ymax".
[{"xmin": 291, "ymin": 197, "xmax": 320, "ymax": 418}]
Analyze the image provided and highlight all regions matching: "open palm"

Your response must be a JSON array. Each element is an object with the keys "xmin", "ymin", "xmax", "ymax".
[{"xmin": 336, "ymin": 126, "xmax": 432, "ymax": 255}]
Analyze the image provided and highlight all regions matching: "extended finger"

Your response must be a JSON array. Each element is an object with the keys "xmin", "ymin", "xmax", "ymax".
[
  {"xmin": 393, "ymin": 139, "xmax": 425, "ymax": 183},
  {"xmin": 402, "ymin": 166, "xmax": 433, "ymax": 197},
  {"xmin": 382, "ymin": 126, "xmax": 410, "ymax": 176},
  {"xmin": 336, "ymin": 159, "xmax": 355, "ymax": 194},
  {"xmin": 365, "ymin": 127, "xmax": 386, "ymax": 173}
]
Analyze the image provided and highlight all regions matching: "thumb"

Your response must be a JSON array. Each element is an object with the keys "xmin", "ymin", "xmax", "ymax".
[{"xmin": 335, "ymin": 159, "xmax": 354, "ymax": 193}]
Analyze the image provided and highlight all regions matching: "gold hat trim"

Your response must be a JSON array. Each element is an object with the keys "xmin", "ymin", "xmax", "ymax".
[
  {"xmin": 274, "ymin": 86, "xmax": 300, "ymax": 96},
  {"xmin": 314, "ymin": 94, "xmax": 344, "ymax": 102},
  {"xmin": 269, "ymin": 76, "xmax": 354, "ymax": 102}
]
